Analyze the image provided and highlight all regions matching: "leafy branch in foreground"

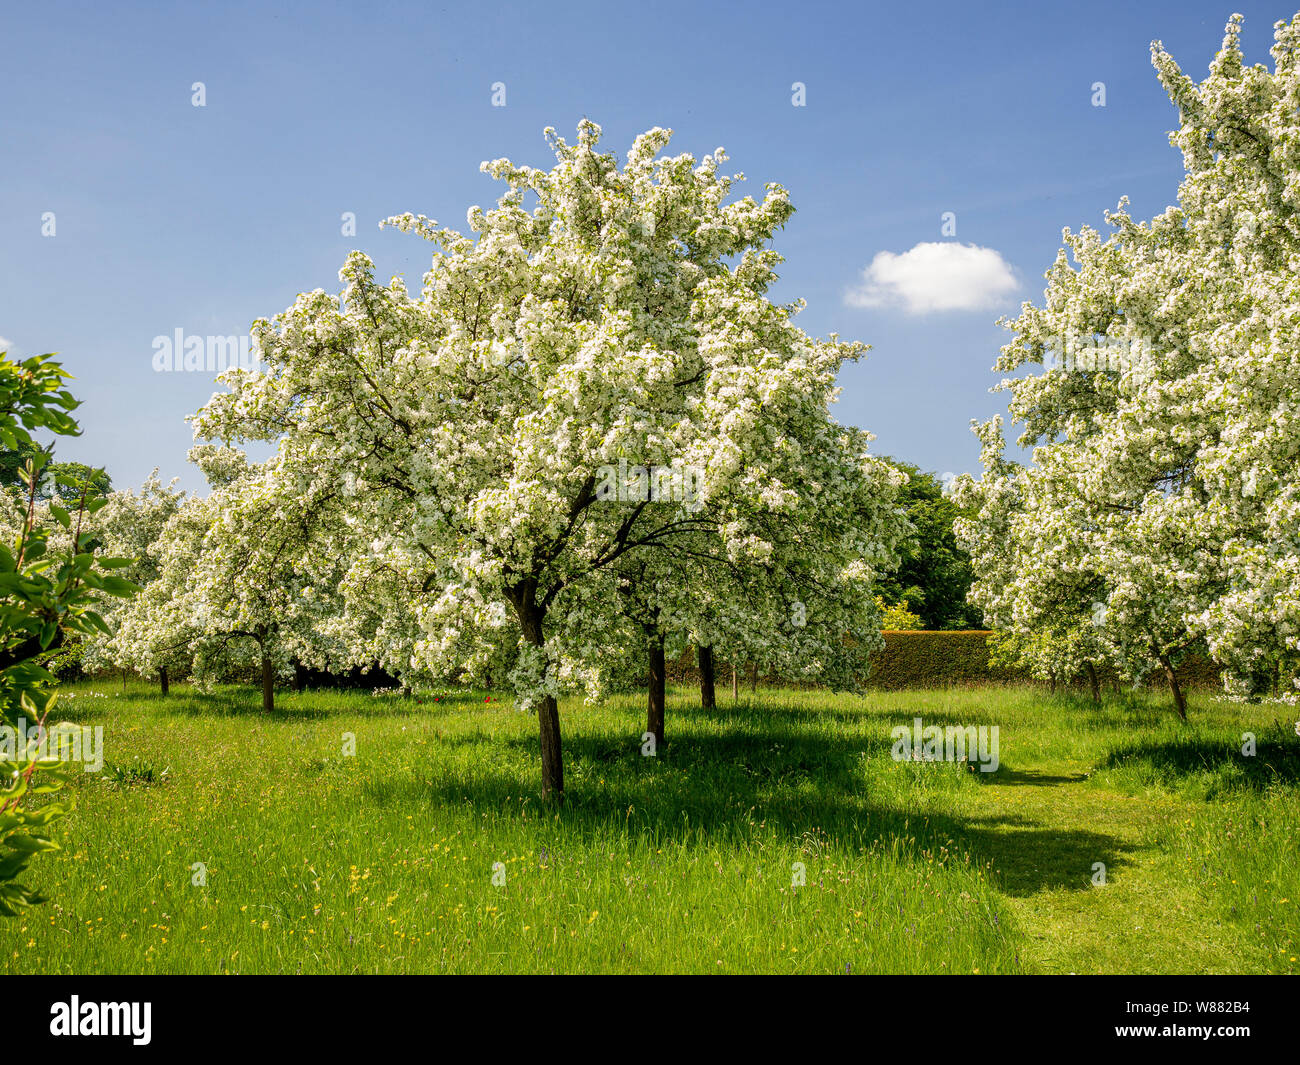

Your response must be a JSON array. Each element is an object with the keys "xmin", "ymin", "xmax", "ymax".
[{"xmin": 0, "ymin": 348, "xmax": 137, "ymax": 915}]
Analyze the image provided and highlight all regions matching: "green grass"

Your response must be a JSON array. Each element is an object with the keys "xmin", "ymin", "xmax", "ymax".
[{"xmin": 3, "ymin": 681, "xmax": 1297, "ymax": 973}]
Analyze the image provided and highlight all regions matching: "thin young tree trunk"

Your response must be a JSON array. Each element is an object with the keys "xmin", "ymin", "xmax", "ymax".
[
  {"xmin": 159, "ymin": 667, "xmax": 169, "ymax": 697},
  {"xmin": 698, "ymin": 645, "xmax": 716, "ymax": 710},
  {"xmin": 732, "ymin": 665, "xmax": 738, "ymax": 702},
  {"xmin": 647, "ymin": 635, "xmax": 666, "ymax": 749},
  {"xmin": 1158, "ymin": 653, "xmax": 1187, "ymax": 721},
  {"xmin": 1084, "ymin": 661, "xmax": 1100, "ymax": 704},
  {"xmin": 750, "ymin": 661, "xmax": 758, "ymax": 694},
  {"xmin": 261, "ymin": 652, "xmax": 274, "ymax": 713}
]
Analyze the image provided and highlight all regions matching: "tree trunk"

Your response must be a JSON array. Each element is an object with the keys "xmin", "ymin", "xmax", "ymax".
[
  {"xmin": 292, "ymin": 661, "xmax": 308, "ymax": 693},
  {"xmin": 1158, "ymin": 654, "xmax": 1187, "ymax": 721},
  {"xmin": 159, "ymin": 667, "xmax": 169, "ymax": 697},
  {"xmin": 536, "ymin": 692, "xmax": 564, "ymax": 801},
  {"xmin": 750, "ymin": 661, "xmax": 758, "ymax": 694},
  {"xmin": 261, "ymin": 652, "xmax": 274, "ymax": 713},
  {"xmin": 514, "ymin": 595, "xmax": 564, "ymax": 803},
  {"xmin": 732, "ymin": 665, "xmax": 738, "ymax": 702},
  {"xmin": 698, "ymin": 645, "xmax": 716, "ymax": 710},
  {"xmin": 1084, "ymin": 661, "xmax": 1100, "ymax": 704},
  {"xmin": 647, "ymin": 635, "xmax": 666, "ymax": 750}
]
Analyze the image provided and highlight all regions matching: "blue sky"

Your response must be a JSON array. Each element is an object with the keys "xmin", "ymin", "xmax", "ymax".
[{"xmin": 1, "ymin": 0, "xmax": 1290, "ymax": 492}]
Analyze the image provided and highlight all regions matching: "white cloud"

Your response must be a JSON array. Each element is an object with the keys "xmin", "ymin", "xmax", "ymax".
[
  {"xmin": 845, "ymin": 242, "xmax": 1019, "ymax": 314},
  {"xmin": 0, "ymin": 337, "xmax": 14, "ymax": 355}
]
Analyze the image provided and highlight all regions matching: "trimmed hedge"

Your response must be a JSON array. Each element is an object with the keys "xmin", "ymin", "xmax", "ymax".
[
  {"xmin": 867, "ymin": 630, "xmax": 1006, "ymax": 689},
  {"xmin": 667, "ymin": 631, "xmax": 1222, "ymax": 691}
]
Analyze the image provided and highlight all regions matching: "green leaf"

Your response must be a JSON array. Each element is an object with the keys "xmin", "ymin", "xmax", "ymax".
[
  {"xmin": 5, "ymin": 833, "xmax": 59, "ymax": 855},
  {"xmin": 83, "ymin": 611, "xmax": 113, "ymax": 636},
  {"xmin": 98, "ymin": 575, "xmax": 140, "ymax": 597}
]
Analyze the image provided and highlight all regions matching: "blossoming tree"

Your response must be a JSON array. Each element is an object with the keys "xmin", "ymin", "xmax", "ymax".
[
  {"xmin": 195, "ymin": 122, "xmax": 898, "ymax": 800},
  {"xmin": 79, "ymin": 471, "xmax": 187, "ymax": 691},
  {"xmin": 957, "ymin": 14, "xmax": 1300, "ymax": 714},
  {"xmin": 119, "ymin": 446, "xmax": 353, "ymax": 711}
]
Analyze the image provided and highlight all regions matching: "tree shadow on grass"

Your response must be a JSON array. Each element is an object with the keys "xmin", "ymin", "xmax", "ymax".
[
  {"xmin": 152, "ymin": 690, "xmax": 452, "ymax": 721},
  {"xmin": 69, "ymin": 682, "xmax": 489, "ymax": 720},
  {"xmin": 948, "ymin": 813, "xmax": 1131, "ymax": 895},
  {"xmin": 127, "ymin": 686, "xmax": 1140, "ymax": 895},
  {"xmin": 378, "ymin": 718, "xmax": 1135, "ymax": 897},
  {"xmin": 992, "ymin": 769, "xmax": 1090, "ymax": 787},
  {"xmin": 1099, "ymin": 735, "xmax": 1300, "ymax": 791},
  {"xmin": 156, "ymin": 693, "xmax": 332, "ymax": 720},
  {"xmin": 434, "ymin": 718, "xmax": 893, "ymax": 789},
  {"xmin": 662, "ymin": 697, "xmax": 1008, "ymax": 730}
]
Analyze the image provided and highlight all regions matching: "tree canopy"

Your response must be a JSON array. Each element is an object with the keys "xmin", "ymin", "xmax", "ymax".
[
  {"xmin": 955, "ymin": 13, "xmax": 1300, "ymax": 715},
  {"xmin": 192, "ymin": 121, "xmax": 906, "ymax": 799}
]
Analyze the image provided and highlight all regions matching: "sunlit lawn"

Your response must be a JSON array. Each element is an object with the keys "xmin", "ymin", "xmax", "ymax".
[{"xmin": 4, "ymin": 680, "xmax": 1297, "ymax": 974}]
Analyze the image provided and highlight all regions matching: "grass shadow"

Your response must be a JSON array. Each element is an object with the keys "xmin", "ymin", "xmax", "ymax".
[
  {"xmin": 382, "ymin": 708, "xmax": 1134, "ymax": 897},
  {"xmin": 1100, "ymin": 735, "xmax": 1300, "ymax": 793}
]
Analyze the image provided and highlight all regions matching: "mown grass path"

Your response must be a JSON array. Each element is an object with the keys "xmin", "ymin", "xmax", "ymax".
[
  {"xmin": 955, "ymin": 697, "xmax": 1297, "ymax": 974},
  {"xmin": 976, "ymin": 767, "xmax": 1226, "ymax": 973}
]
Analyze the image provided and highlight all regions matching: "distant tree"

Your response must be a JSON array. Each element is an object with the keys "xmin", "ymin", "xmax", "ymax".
[
  {"xmin": 44, "ymin": 462, "xmax": 112, "ymax": 499},
  {"xmin": 876, "ymin": 458, "xmax": 981, "ymax": 629},
  {"xmin": 0, "ymin": 444, "xmax": 112, "ymax": 500},
  {"xmin": 82, "ymin": 470, "xmax": 187, "ymax": 692},
  {"xmin": 876, "ymin": 595, "xmax": 923, "ymax": 631},
  {"xmin": 122, "ymin": 445, "xmax": 352, "ymax": 713}
]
